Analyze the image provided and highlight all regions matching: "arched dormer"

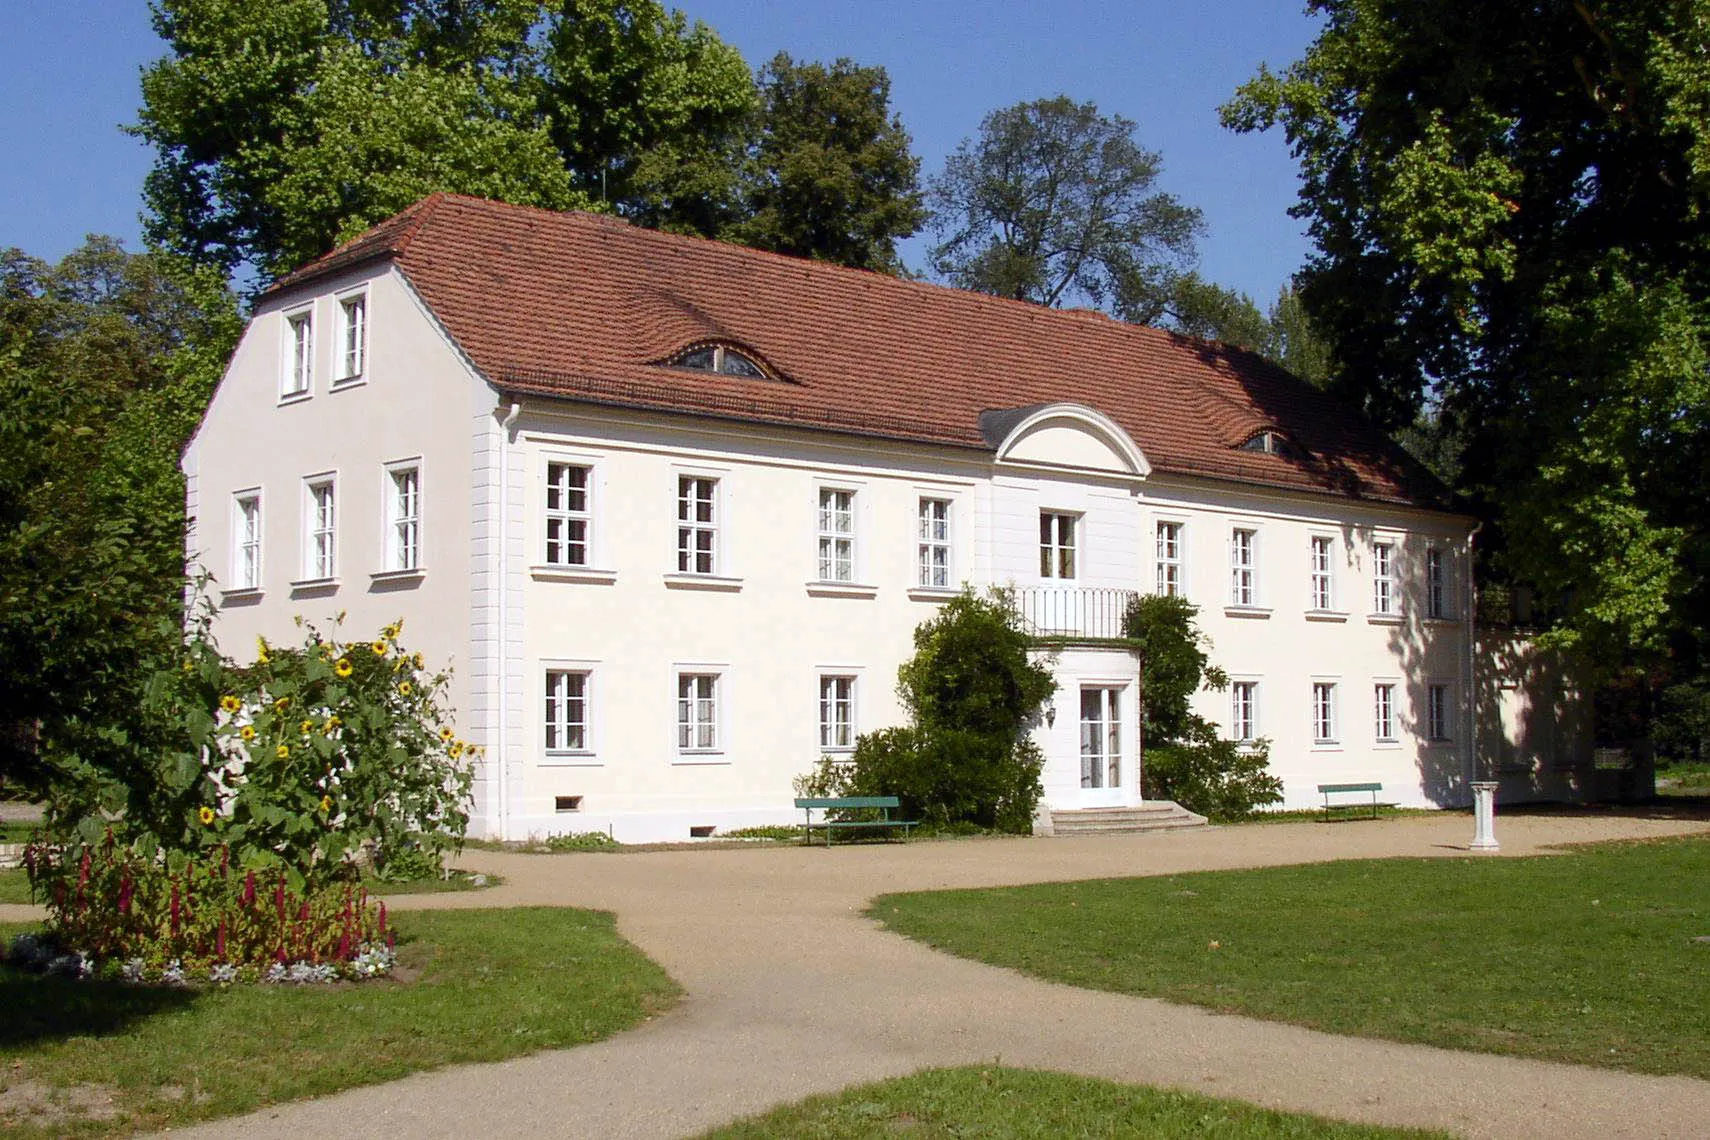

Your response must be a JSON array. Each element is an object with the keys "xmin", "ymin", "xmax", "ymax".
[
  {"xmin": 981, "ymin": 403, "xmax": 1150, "ymax": 480},
  {"xmin": 1237, "ymin": 428, "xmax": 1302, "ymax": 459},
  {"xmin": 657, "ymin": 340, "xmax": 778, "ymax": 381}
]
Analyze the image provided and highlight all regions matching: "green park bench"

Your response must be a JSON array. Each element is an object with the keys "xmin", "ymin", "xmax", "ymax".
[
  {"xmin": 1318, "ymin": 782, "xmax": 1384, "ymax": 821},
  {"xmin": 794, "ymin": 796, "xmax": 919, "ymax": 846}
]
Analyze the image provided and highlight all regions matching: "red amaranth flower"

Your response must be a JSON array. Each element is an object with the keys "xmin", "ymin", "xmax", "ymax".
[
  {"xmin": 216, "ymin": 920, "xmax": 227, "ymax": 959},
  {"xmin": 242, "ymin": 870, "xmax": 256, "ymax": 906},
  {"xmin": 275, "ymin": 878, "xmax": 286, "ymax": 921},
  {"xmin": 170, "ymin": 884, "xmax": 181, "ymax": 935},
  {"xmin": 77, "ymin": 850, "xmax": 91, "ymax": 890},
  {"xmin": 118, "ymin": 875, "xmax": 133, "ymax": 916}
]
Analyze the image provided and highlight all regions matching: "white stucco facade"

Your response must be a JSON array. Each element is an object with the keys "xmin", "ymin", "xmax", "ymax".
[{"xmin": 185, "ymin": 259, "xmax": 1585, "ymax": 843}]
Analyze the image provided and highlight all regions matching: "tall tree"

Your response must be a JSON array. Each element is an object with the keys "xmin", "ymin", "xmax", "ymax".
[
  {"xmin": 1223, "ymin": 0, "xmax": 1710, "ymax": 667},
  {"xmin": 927, "ymin": 96, "xmax": 1203, "ymax": 322},
  {"xmin": 1161, "ymin": 273, "xmax": 1270, "ymax": 349},
  {"xmin": 721, "ymin": 53, "xmax": 924, "ymax": 273},
  {"xmin": 1262, "ymin": 283, "xmax": 1332, "ymax": 387}
]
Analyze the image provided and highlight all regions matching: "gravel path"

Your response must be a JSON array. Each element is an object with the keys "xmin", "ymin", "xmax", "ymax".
[{"xmin": 112, "ymin": 811, "xmax": 1710, "ymax": 1139}]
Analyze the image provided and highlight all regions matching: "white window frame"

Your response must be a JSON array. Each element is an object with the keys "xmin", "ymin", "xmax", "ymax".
[
  {"xmin": 1309, "ymin": 534, "xmax": 1335, "ymax": 611},
  {"xmin": 1231, "ymin": 680, "xmax": 1259, "ymax": 744},
  {"xmin": 1372, "ymin": 540, "xmax": 1397, "ymax": 615},
  {"xmin": 677, "ymin": 475, "xmax": 720, "ymax": 576},
  {"xmin": 1426, "ymin": 546, "xmax": 1449, "ymax": 619},
  {"xmin": 302, "ymin": 474, "xmax": 337, "ymax": 582},
  {"xmin": 1040, "ymin": 510, "xmax": 1078, "ymax": 580},
  {"xmin": 917, "ymin": 497, "xmax": 952, "ymax": 588},
  {"xmin": 545, "ymin": 461, "xmax": 593, "ymax": 568},
  {"xmin": 281, "ymin": 307, "xmax": 313, "ymax": 400},
  {"xmin": 1078, "ymin": 685, "xmax": 1123, "ymax": 790},
  {"xmin": 334, "ymin": 290, "xmax": 367, "ymax": 384},
  {"xmin": 676, "ymin": 670, "xmax": 723, "ymax": 756},
  {"xmin": 816, "ymin": 487, "xmax": 857, "ymax": 583},
  {"xmin": 231, "ymin": 489, "xmax": 262, "ymax": 592},
  {"xmin": 1230, "ymin": 527, "xmax": 1259, "ymax": 606},
  {"xmin": 383, "ymin": 459, "xmax": 421, "ymax": 573},
  {"xmin": 1374, "ymin": 682, "xmax": 1397, "ymax": 743},
  {"xmin": 818, "ymin": 674, "xmax": 857, "ymax": 753},
  {"xmin": 1156, "ymin": 520, "xmax": 1185, "ymax": 597},
  {"xmin": 1312, "ymin": 681, "xmax": 1338, "ymax": 745},
  {"xmin": 1427, "ymin": 682, "xmax": 1453, "ymax": 742},
  {"xmin": 544, "ymin": 668, "xmax": 592, "ymax": 756}
]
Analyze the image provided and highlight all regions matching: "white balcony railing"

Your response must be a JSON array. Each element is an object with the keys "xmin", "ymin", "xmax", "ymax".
[{"xmin": 1013, "ymin": 586, "xmax": 1137, "ymax": 641}]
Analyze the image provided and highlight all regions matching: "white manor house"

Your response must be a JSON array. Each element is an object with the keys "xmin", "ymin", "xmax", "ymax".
[{"xmin": 183, "ymin": 194, "xmax": 1589, "ymax": 842}]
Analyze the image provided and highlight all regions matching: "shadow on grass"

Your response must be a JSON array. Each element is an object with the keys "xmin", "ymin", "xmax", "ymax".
[{"xmin": 0, "ymin": 970, "xmax": 198, "ymax": 1046}]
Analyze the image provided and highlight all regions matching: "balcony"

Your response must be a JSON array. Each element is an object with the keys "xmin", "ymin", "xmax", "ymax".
[{"xmin": 1014, "ymin": 586, "xmax": 1138, "ymax": 643}]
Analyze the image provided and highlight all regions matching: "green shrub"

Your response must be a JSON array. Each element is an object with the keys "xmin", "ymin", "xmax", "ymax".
[
  {"xmin": 545, "ymin": 830, "xmax": 619, "ymax": 852},
  {"xmin": 1142, "ymin": 734, "xmax": 1283, "ymax": 821}
]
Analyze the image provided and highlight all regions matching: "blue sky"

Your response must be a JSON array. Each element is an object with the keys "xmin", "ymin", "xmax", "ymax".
[{"xmin": 0, "ymin": 1, "xmax": 1319, "ymax": 304}]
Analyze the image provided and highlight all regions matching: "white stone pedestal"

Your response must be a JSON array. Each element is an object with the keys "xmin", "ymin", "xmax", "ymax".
[{"xmin": 1470, "ymin": 780, "xmax": 1500, "ymax": 852}]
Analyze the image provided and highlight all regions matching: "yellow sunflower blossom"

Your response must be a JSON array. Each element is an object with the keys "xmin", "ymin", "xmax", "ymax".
[
  {"xmin": 182, "ymin": 659, "xmax": 194, "ymax": 673},
  {"xmin": 273, "ymin": 696, "xmax": 290, "ymax": 713},
  {"xmin": 370, "ymin": 640, "xmax": 388, "ymax": 657},
  {"xmin": 334, "ymin": 658, "xmax": 353, "ymax": 678},
  {"xmin": 239, "ymin": 725, "xmax": 257, "ymax": 742},
  {"xmin": 383, "ymin": 620, "xmax": 402, "ymax": 640},
  {"xmin": 276, "ymin": 744, "xmax": 290, "ymax": 759},
  {"xmin": 319, "ymin": 795, "xmax": 333, "ymax": 814},
  {"xmin": 439, "ymin": 727, "xmax": 455, "ymax": 742},
  {"xmin": 256, "ymin": 637, "xmax": 271, "ymax": 664},
  {"xmin": 300, "ymin": 719, "xmax": 314, "ymax": 735},
  {"xmin": 448, "ymin": 740, "xmax": 465, "ymax": 758},
  {"xmin": 219, "ymin": 695, "xmax": 241, "ymax": 714},
  {"xmin": 198, "ymin": 806, "xmax": 216, "ymax": 825},
  {"xmin": 398, "ymin": 681, "xmax": 413, "ymax": 696},
  {"xmin": 413, "ymin": 652, "xmax": 425, "ymax": 669}
]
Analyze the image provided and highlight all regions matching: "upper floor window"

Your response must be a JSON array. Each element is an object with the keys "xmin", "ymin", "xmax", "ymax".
[
  {"xmin": 1040, "ymin": 511, "xmax": 1077, "ymax": 579},
  {"xmin": 386, "ymin": 464, "xmax": 420, "ymax": 571},
  {"xmin": 282, "ymin": 310, "xmax": 313, "ymax": 398},
  {"xmin": 677, "ymin": 476, "xmax": 718, "ymax": 575},
  {"xmin": 1427, "ymin": 683, "xmax": 1452, "ymax": 742},
  {"xmin": 336, "ymin": 293, "xmax": 367, "ymax": 382},
  {"xmin": 1309, "ymin": 535, "xmax": 1335, "ymax": 610},
  {"xmin": 1374, "ymin": 682, "xmax": 1397, "ymax": 742},
  {"xmin": 1230, "ymin": 527, "xmax": 1258, "ymax": 606},
  {"xmin": 1312, "ymin": 681, "xmax": 1337, "ymax": 744},
  {"xmin": 546, "ymin": 463, "xmax": 591, "ymax": 567},
  {"xmin": 1156, "ymin": 521, "xmax": 1183, "ymax": 597},
  {"xmin": 918, "ymin": 498, "xmax": 951, "ymax": 588},
  {"xmin": 672, "ymin": 344, "xmax": 766, "ymax": 379},
  {"xmin": 545, "ymin": 670, "xmax": 589, "ymax": 753},
  {"xmin": 1372, "ymin": 541, "xmax": 1396, "ymax": 614},
  {"xmin": 1231, "ymin": 681, "xmax": 1258, "ymax": 744},
  {"xmin": 304, "ymin": 477, "xmax": 336, "ymax": 580},
  {"xmin": 817, "ymin": 488, "xmax": 855, "ymax": 582},
  {"xmin": 819, "ymin": 675, "xmax": 855, "ymax": 752},
  {"xmin": 233, "ymin": 492, "xmax": 261, "ymax": 590},
  {"xmin": 1426, "ymin": 547, "xmax": 1449, "ymax": 619}
]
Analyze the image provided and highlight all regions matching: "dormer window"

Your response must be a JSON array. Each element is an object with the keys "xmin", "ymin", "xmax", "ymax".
[
  {"xmin": 1239, "ymin": 430, "xmax": 1298, "ymax": 458},
  {"xmin": 672, "ymin": 344, "xmax": 767, "ymax": 379}
]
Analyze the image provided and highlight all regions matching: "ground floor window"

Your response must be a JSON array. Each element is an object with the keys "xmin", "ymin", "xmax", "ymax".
[
  {"xmin": 1374, "ymin": 683, "xmax": 1396, "ymax": 742},
  {"xmin": 1231, "ymin": 681, "xmax": 1257, "ymax": 743},
  {"xmin": 819, "ymin": 675, "xmax": 855, "ymax": 752},
  {"xmin": 1079, "ymin": 687, "xmax": 1121, "ymax": 789},
  {"xmin": 678, "ymin": 673, "xmax": 719, "ymax": 751},
  {"xmin": 1313, "ymin": 682, "xmax": 1337, "ymax": 744},
  {"xmin": 1427, "ymin": 683, "xmax": 1452, "ymax": 742},
  {"xmin": 544, "ymin": 670, "xmax": 588, "ymax": 752}
]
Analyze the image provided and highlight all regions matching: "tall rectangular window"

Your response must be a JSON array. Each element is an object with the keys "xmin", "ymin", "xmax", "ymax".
[
  {"xmin": 1427, "ymin": 683, "xmax": 1451, "ymax": 741},
  {"xmin": 1156, "ymin": 521, "xmax": 1183, "ymax": 596},
  {"xmin": 918, "ymin": 498, "xmax": 951, "ymax": 588},
  {"xmin": 233, "ymin": 493, "xmax": 261, "ymax": 590},
  {"xmin": 1040, "ymin": 511, "xmax": 1076, "ymax": 579},
  {"xmin": 283, "ymin": 311, "xmax": 313, "ymax": 397},
  {"xmin": 1372, "ymin": 541, "xmax": 1396, "ymax": 614},
  {"xmin": 545, "ymin": 463, "xmax": 591, "ymax": 567},
  {"xmin": 1427, "ymin": 547, "xmax": 1448, "ymax": 619},
  {"xmin": 1230, "ymin": 528, "xmax": 1258, "ymax": 605},
  {"xmin": 1313, "ymin": 682, "xmax": 1337, "ymax": 744},
  {"xmin": 676, "ymin": 476, "xmax": 717, "ymax": 574},
  {"xmin": 337, "ymin": 293, "xmax": 366, "ymax": 381},
  {"xmin": 1079, "ymin": 687, "xmax": 1121, "ymax": 789},
  {"xmin": 677, "ymin": 673, "xmax": 719, "ymax": 751},
  {"xmin": 305, "ymin": 478, "xmax": 336, "ymax": 579},
  {"xmin": 1231, "ymin": 681, "xmax": 1258, "ymax": 743},
  {"xmin": 544, "ymin": 670, "xmax": 588, "ymax": 752},
  {"xmin": 1310, "ymin": 535, "xmax": 1334, "ymax": 610},
  {"xmin": 819, "ymin": 675, "xmax": 855, "ymax": 751},
  {"xmin": 817, "ymin": 488, "xmax": 855, "ymax": 582},
  {"xmin": 387, "ymin": 466, "xmax": 420, "ymax": 571},
  {"xmin": 1374, "ymin": 683, "xmax": 1396, "ymax": 741}
]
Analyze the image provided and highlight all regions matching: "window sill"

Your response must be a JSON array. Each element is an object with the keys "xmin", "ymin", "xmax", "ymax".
[
  {"xmin": 663, "ymin": 573, "xmax": 743, "ymax": 592},
  {"xmin": 370, "ymin": 568, "xmax": 424, "ymax": 585},
  {"xmin": 277, "ymin": 391, "xmax": 312, "ymax": 407},
  {"xmin": 1425, "ymin": 738, "xmax": 1456, "ymax": 748},
  {"xmin": 1310, "ymin": 743, "xmax": 1343, "ymax": 752},
  {"xmin": 532, "ymin": 565, "xmax": 618, "ymax": 585},
  {"xmin": 289, "ymin": 577, "xmax": 339, "ymax": 595},
  {"xmin": 1366, "ymin": 612, "xmax": 1405, "ymax": 626},
  {"xmin": 906, "ymin": 586, "xmax": 959, "ymax": 602},
  {"xmin": 805, "ymin": 581, "xmax": 878, "ymax": 599},
  {"xmin": 1424, "ymin": 616, "xmax": 1459, "ymax": 627},
  {"xmin": 541, "ymin": 754, "xmax": 602, "ymax": 767},
  {"xmin": 1304, "ymin": 610, "xmax": 1349, "ymax": 623},
  {"xmin": 330, "ymin": 375, "xmax": 367, "ymax": 391},
  {"xmin": 1373, "ymin": 739, "xmax": 1402, "ymax": 750},
  {"xmin": 672, "ymin": 752, "xmax": 730, "ymax": 766},
  {"xmin": 219, "ymin": 587, "xmax": 264, "ymax": 604},
  {"xmin": 1224, "ymin": 605, "xmax": 1273, "ymax": 619}
]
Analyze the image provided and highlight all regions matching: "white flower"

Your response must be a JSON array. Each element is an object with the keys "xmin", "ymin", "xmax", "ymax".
[
  {"xmin": 121, "ymin": 958, "xmax": 146, "ymax": 983},
  {"xmin": 161, "ymin": 959, "xmax": 186, "ymax": 985},
  {"xmin": 208, "ymin": 963, "xmax": 238, "ymax": 985}
]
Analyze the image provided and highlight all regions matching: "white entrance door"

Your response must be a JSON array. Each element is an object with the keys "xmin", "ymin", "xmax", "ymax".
[{"xmin": 1079, "ymin": 686, "xmax": 1125, "ymax": 807}]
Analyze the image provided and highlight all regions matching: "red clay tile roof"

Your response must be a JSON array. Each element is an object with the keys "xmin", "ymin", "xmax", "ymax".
[{"xmin": 271, "ymin": 193, "xmax": 1451, "ymax": 510}]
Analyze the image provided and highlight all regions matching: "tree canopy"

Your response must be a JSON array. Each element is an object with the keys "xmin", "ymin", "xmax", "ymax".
[
  {"xmin": 1223, "ymin": 0, "xmax": 1710, "ymax": 668},
  {"xmin": 926, "ymin": 96, "xmax": 1203, "ymax": 322}
]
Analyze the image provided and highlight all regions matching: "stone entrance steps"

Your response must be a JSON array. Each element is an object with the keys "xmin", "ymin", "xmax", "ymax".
[{"xmin": 1045, "ymin": 802, "xmax": 1207, "ymax": 837}]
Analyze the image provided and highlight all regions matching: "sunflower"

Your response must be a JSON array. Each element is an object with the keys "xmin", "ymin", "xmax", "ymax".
[
  {"xmin": 273, "ymin": 696, "xmax": 290, "ymax": 713},
  {"xmin": 438, "ymin": 727, "xmax": 455, "ymax": 742},
  {"xmin": 413, "ymin": 652, "xmax": 425, "ymax": 670},
  {"xmin": 240, "ymin": 725, "xmax": 257, "ymax": 742},
  {"xmin": 448, "ymin": 740, "xmax": 465, "ymax": 758},
  {"xmin": 398, "ymin": 681, "xmax": 413, "ymax": 697},
  {"xmin": 383, "ymin": 621, "xmax": 402, "ymax": 640},
  {"xmin": 371, "ymin": 640, "xmax": 388, "ymax": 657},
  {"xmin": 324, "ymin": 714, "xmax": 342, "ymax": 734},
  {"xmin": 219, "ymin": 695, "xmax": 241, "ymax": 714},
  {"xmin": 319, "ymin": 795, "xmax": 333, "ymax": 814},
  {"xmin": 276, "ymin": 744, "xmax": 290, "ymax": 759},
  {"xmin": 256, "ymin": 636, "xmax": 271, "ymax": 663},
  {"xmin": 334, "ymin": 657, "xmax": 353, "ymax": 678},
  {"xmin": 198, "ymin": 806, "xmax": 216, "ymax": 825},
  {"xmin": 300, "ymin": 719, "xmax": 314, "ymax": 735}
]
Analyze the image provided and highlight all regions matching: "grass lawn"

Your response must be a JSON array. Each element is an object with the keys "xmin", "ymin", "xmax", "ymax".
[
  {"xmin": 0, "ymin": 866, "xmax": 499, "ymax": 905},
  {"xmin": 700, "ymin": 1067, "xmax": 1450, "ymax": 1139},
  {"xmin": 874, "ymin": 836, "xmax": 1710, "ymax": 1079},
  {"xmin": 0, "ymin": 868, "xmax": 33, "ymax": 904},
  {"xmin": 0, "ymin": 907, "xmax": 678, "ymax": 1137},
  {"xmin": 0, "ymin": 821, "xmax": 42, "ymax": 845}
]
